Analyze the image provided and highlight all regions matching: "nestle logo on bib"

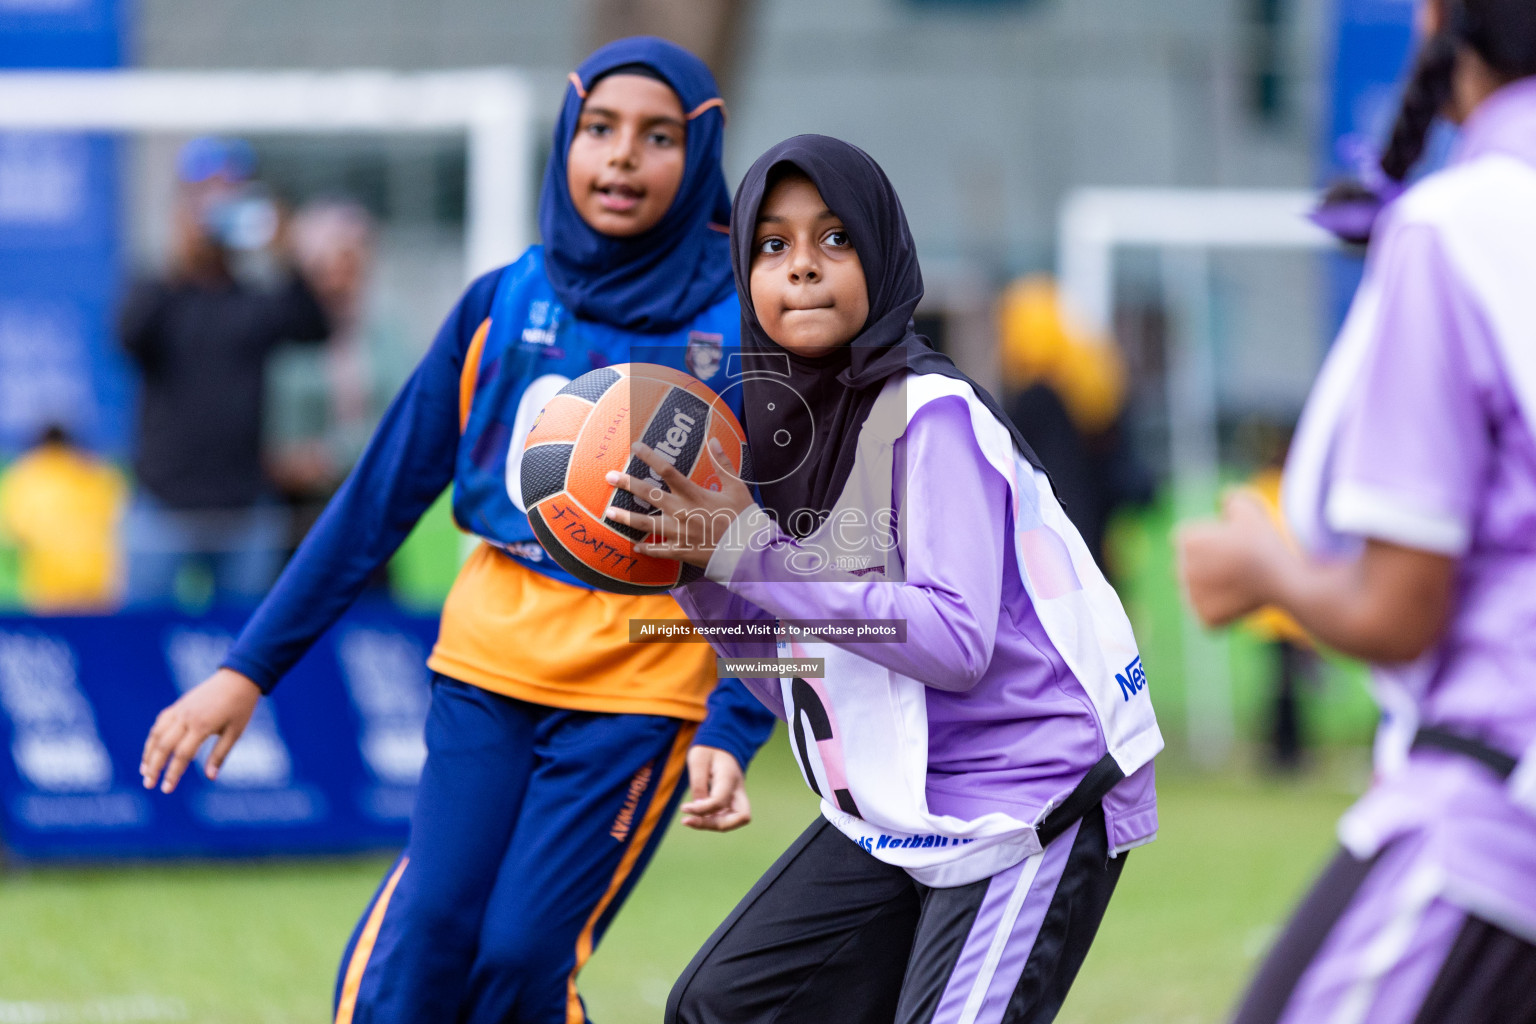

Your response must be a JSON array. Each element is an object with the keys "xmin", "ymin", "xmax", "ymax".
[{"xmin": 1115, "ymin": 656, "xmax": 1147, "ymax": 701}]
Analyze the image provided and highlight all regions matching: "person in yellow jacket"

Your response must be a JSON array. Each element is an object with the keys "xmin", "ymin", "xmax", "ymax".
[
  {"xmin": 0, "ymin": 425, "xmax": 126, "ymax": 612},
  {"xmin": 998, "ymin": 275, "xmax": 1151, "ymax": 571}
]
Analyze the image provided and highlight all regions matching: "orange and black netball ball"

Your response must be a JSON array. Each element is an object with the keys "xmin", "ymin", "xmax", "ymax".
[{"xmin": 521, "ymin": 363, "xmax": 749, "ymax": 595}]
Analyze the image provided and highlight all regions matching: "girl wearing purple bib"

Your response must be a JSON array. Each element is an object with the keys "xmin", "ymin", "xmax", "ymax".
[
  {"xmin": 606, "ymin": 136, "xmax": 1162, "ymax": 1024},
  {"xmin": 1180, "ymin": 1, "xmax": 1536, "ymax": 1020}
]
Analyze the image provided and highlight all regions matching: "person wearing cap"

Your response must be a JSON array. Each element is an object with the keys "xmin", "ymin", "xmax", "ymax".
[{"xmin": 118, "ymin": 136, "xmax": 331, "ymax": 607}]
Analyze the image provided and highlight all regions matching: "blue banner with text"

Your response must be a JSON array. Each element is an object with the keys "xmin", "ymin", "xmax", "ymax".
[{"xmin": 0, "ymin": 604, "xmax": 437, "ymax": 861}]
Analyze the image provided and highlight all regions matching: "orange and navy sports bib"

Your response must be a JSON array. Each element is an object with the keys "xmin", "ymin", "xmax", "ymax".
[{"xmin": 427, "ymin": 247, "xmax": 743, "ymax": 719}]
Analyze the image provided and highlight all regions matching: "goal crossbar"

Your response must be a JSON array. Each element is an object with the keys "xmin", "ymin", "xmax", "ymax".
[{"xmin": 0, "ymin": 68, "xmax": 539, "ymax": 279}]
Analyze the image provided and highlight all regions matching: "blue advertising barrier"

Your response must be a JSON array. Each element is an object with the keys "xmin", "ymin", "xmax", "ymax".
[
  {"xmin": 0, "ymin": 0, "xmax": 133, "ymax": 459},
  {"xmin": 1324, "ymin": 0, "xmax": 1417, "ymax": 185},
  {"xmin": 1320, "ymin": 0, "xmax": 1417, "ymax": 329},
  {"xmin": 0, "ymin": 603, "xmax": 438, "ymax": 861}
]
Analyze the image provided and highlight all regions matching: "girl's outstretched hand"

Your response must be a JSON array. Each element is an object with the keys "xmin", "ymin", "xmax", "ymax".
[
  {"xmin": 140, "ymin": 667, "xmax": 261, "ymax": 793},
  {"xmin": 1175, "ymin": 489, "xmax": 1290, "ymax": 628},
  {"xmin": 604, "ymin": 437, "xmax": 756, "ymax": 569},
  {"xmin": 681, "ymin": 746, "xmax": 751, "ymax": 832}
]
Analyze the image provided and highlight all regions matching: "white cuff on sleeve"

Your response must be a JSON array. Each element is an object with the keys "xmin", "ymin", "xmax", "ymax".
[
  {"xmin": 1326, "ymin": 481, "xmax": 1470, "ymax": 556},
  {"xmin": 705, "ymin": 504, "xmax": 777, "ymax": 585}
]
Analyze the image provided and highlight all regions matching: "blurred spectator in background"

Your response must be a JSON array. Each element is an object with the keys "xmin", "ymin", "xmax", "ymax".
[
  {"xmin": 998, "ymin": 275, "xmax": 1153, "ymax": 573},
  {"xmin": 0, "ymin": 424, "xmax": 126, "ymax": 612},
  {"xmin": 265, "ymin": 200, "xmax": 412, "ymax": 544},
  {"xmin": 118, "ymin": 137, "xmax": 330, "ymax": 608}
]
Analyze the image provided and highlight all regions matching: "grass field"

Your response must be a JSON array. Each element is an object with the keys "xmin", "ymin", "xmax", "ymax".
[
  {"xmin": 0, "ymin": 494, "xmax": 1375, "ymax": 1021},
  {"xmin": 0, "ymin": 732, "xmax": 1365, "ymax": 1024}
]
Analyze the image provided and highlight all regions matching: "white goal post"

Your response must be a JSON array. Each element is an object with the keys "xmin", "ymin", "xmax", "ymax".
[
  {"xmin": 1057, "ymin": 187, "xmax": 1336, "ymax": 763},
  {"xmin": 0, "ymin": 68, "xmax": 539, "ymax": 280}
]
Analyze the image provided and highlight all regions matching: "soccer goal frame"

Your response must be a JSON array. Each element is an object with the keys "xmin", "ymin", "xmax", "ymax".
[
  {"xmin": 0, "ymin": 68, "xmax": 538, "ymax": 280},
  {"xmin": 1057, "ymin": 187, "xmax": 1336, "ymax": 764}
]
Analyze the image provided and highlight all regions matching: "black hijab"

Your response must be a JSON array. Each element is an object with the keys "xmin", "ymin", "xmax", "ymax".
[{"xmin": 730, "ymin": 135, "xmax": 1044, "ymax": 536}]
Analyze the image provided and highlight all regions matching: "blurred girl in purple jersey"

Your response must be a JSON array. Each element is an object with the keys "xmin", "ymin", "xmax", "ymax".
[
  {"xmin": 606, "ymin": 135, "xmax": 1162, "ymax": 1024},
  {"xmin": 1179, "ymin": 1, "xmax": 1536, "ymax": 1020}
]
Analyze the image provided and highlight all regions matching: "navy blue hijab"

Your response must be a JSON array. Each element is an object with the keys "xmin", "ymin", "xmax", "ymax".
[
  {"xmin": 539, "ymin": 37, "xmax": 734, "ymax": 332},
  {"xmin": 731, "ymin": 135, "xmax": 1044, "ymax": 533}
]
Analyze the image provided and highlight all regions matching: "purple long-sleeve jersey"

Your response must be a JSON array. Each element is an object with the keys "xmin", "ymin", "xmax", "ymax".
[{"xmin": 674, "ymin": 395, "xmax": 1158, "ymax": 857}]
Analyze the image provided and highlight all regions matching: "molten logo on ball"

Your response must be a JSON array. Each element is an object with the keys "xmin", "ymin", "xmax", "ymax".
[{"xmin": 636, "ymin": 410, "xmax": 697, "ymax": 511}]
